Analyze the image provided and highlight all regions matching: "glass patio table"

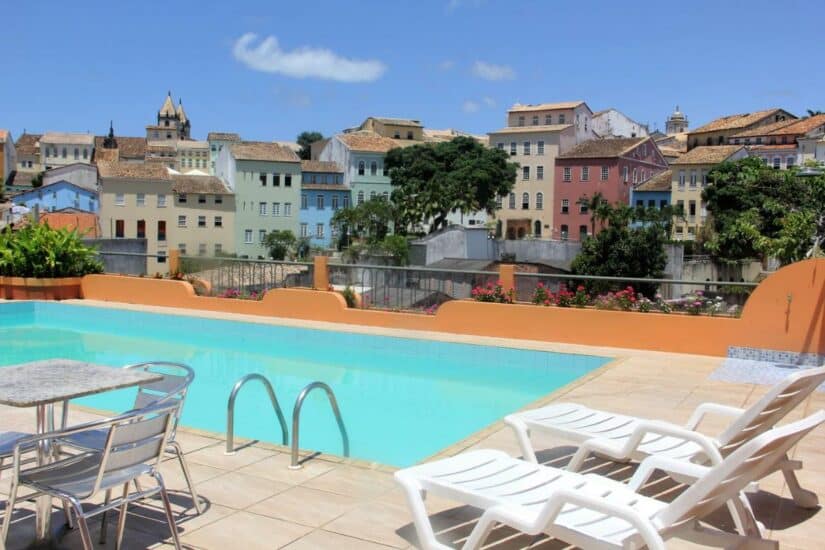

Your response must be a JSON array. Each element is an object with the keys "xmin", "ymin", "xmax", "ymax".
[{"xmin": 0, "ymin": 359, "xmax": 162, "ymax": 544}]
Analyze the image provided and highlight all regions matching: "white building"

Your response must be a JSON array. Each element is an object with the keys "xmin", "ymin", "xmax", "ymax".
[
  {"xmin": 40, "ymin": 132, "xmax": 95, "ymax": 169},
  {"xmin": 591, "ymin": 108, "xmax": 649, "ymax": 138}
]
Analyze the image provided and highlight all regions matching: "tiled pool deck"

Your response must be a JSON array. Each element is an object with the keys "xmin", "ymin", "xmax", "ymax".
[{"xmin": 1, "ymin": 304, "xmax": 824, "ymax": 549}]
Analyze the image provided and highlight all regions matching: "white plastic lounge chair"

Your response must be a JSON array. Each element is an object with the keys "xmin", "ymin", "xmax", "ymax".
[
  {"xmin": 396, "ymin": 411, "xmax": 825, "ymax": 550},
  {"xmin": 504, "ymin": 366, "xmax": 825, "ymax": 508}
]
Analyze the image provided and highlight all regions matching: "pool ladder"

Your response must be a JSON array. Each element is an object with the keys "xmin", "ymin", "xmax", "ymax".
[{"xmin": 225, "ymin": 374, "xmax": 349, "ymax": 469}]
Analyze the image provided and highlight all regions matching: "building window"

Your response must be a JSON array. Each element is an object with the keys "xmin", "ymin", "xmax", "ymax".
[
  {"xmin": 522, "ymin": 166, "xmax": 530, "ymax": 180},
  {"xmin": 508, "ymin": 193, "xmax": 516, "ymax": 209},
  {"xmin": 316, "ymin": 223, "xmax": 324, "ymax": 238},
  {"xmin": 342, "ymin": 195, "xmax": 350, "ymax": 208},
  {"xmin": 579, "ymin": 200, "xmax": 588, "ymax": 214},
  {"xmin": 382, "ymin": 191, "xmax": 389, "ymax": 201},
  {"xmin": 272, "ymin": 173, "xmax": 280, "ymax": 186},
  {"xmin": 690, "ymin": 170, "xmax": 697, "ymax": 187},
  {"xmin": 358, "ymin": 161, "xmax": 365, "ymax": 175},
  {"xmin": 786, "ymin": 156, "xmax": 795, "ymax": 168},
  {"xmin": 537, "ymin": 140, "xmax": 545, "ymax": 155},
  {"xmin": 244, "ymin": 229, "xmax": 253, "ymax": 243},
  {"xmin": 198, "ymin": 194, "xmax": 206, "ymax": 203},
  {"xmin": 215, "ymin": 195, "xmax": 223, "ymax": 204},
  {"xmin": 157, "ymin": 221, "xmax": 166, "ymax": 241},
  {"xmin": 115, "ymin": 219, "xmax": 124, "ymax": 238},
  {"xmin": 115, "ymin": 193, "xmax": 125, "ymax": 206},
  {"xmin": 332, "ymin": 195, "xmax": 339, "ymax": 210},
  {"xmin": 215, "ymin": 216, "xmax": 223, "ymax": 227},
  {"xmin": 632, "ymin": 168, "xmax": 637, "ymax": 183},
  {"xmin": 581, "ymin": 166, "xmax": 589, "ymax": 181},
  {"xmin": 178, "ymin": 193, "xmax": 187, "ymax": 203},
  {"xmin": 623, "ymin": 166, "xmax": 629, "ymax": 182},
  {"xmin": 259, "ymin": 173, "xmax": 267, "ymax": 186},
  {"xmin": 301, "ymin": 194, "xmax": 308, "ymax": 209},
  {"xmin": 135, "ymin": 193, "xmax": 145, "ymax": 207},
  {"xmin": 407, "ymin": 130, "xmax": 414, "ymax": 139},
  {"xmin": 157, "ymin": 251, "xmax": 167, "ymax": 264},
  {"xmin": 73, "ymin": 148, "xmax": 79, "ymax": 160},
  {"xmin": 521, "ymin": 192, "xmax": 529, "ymax": 209},
  {"xmin": 259, "ymin": 230, "xmax": 266, "ymax": 243},
  {"xmin": 62, "ymin": 147, "xmax": 67, "ymax": 158},
  {"xmin": 369, "ymin": 191, "xmax": 376, "ymax": 201},
  {"xmin": 198, "ymin": 216, "xmax": 206, "ymax": 227},
  {"xmin": 537, "ymin": 166, "xmax": 544, "ymax": 180},
  {"xmin": 178, "ymin": 243, "xmax": 186, "ymax": 255},
  {"xmin": 154, "ymin": 194, "xmax": 166, "ymax": 208},
  {"xmin": 272, "ymin": 202, "xmax": 280, "ymax": 216},
  {"xmin": 688, "ymin": 200, "xmax": 696, "ymax": 217},
  {"xmin": 259, "ymin": 202, "xmax": 267, "ymax": 216},
  {"xmin": 648, "ymin": 199, "xmax": 656, "ymax": 208},
  {"xmin": 178, "ymin": 215, "xmax": 186, "ymax": 227},
  {"xmin": 370, "ymin": 161, "xmax": 378, "ymax": 175},
  {"xmin": 563, "ymin": 167, "xmax": 571, "ymax": 182},
  {"xmin": 198, "ymin": 243, "xmax": 207, "ymax": 256},
  {"xmin": 510, "ymin": 142, "xmax": 516, "ymax": 156},
  {"xmin": 214, "ymin": 243, "xmax": 222, "ymax": 255},
  {"xmin": 561, "ymin": 199, "xmax": 569, "ymax": 214},
  {"xmin": 136, "ymin": 220, "xmax": 145, "ymax": 239},
  {"xmin": 284, "ymin": 202, "xmax": 292, "ymax": 216},
  {"xmin": 317, "ymin": 195, "xmax": 325, "ymax": 209},
  {"xmin": 284, "ymin": 174, "xmax": 292, "ymax": 187},
  {"xmin": 579, "ymin": 225, "xmax": 588, "ymax": 240},
  {"xmin": 536, "ymin": 192, "xmax": 543, "ymax": 210},
  {"xmin": 357, "ymin": 191, "xmax": 364, "ymax": 205},
  {"xmin": 518, "ymin": 116, "xmax": 525, "ymax": 126},
  {"xmin": 495, "ymin": 195, "xmax": 503, "ymax": 209},
  {"xmin": 558, "ymin": 114, "xmax": 565, "ymax": 124},
  {"xmin": 532, "ymin": 115, "xmax": 539, "ymax": 125},
  {"xmin": 523, "ymin": 141, "xmax": 531, "ymax": 155},
  {"xmin": 678, "ymin": 170, "xmax": 686, "ymax": 188},
  {"xmin": 300, "ymin": 223, "xmax": 308, "ymax": 238},
  {"xmin": 560, "ymin": 224, "xmax": 569, "ymax": 240},
  {"xmin": 496, "ymin": 142, "xmax": 504, "ymax": 150},
  {"xmin": 601, "ymin": 166, "xmax": 609, "ymax": 180}
]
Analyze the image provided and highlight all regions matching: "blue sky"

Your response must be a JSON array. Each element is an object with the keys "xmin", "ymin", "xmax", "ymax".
[{"xmin": 3, "ymin": 0, "xmax": 824, "ymax": 143}]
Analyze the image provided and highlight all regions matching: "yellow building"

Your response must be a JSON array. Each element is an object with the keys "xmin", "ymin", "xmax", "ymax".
[
  {"xmin": 0, "ymin": 129, "xmax": 15, "ymax": 184},
  {"xmin": 670, "ymin": 145, "xmax": 747, "ymax": 240}
]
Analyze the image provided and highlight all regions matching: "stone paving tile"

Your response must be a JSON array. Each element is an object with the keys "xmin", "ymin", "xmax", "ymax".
[
  {"xmin": 185, "ymin": 441, "xmax": 276, "ymax": 470},
  {"xmin": 247, "ymin": 485, "xmax": 361, "ymax": 527},
  {"xmin": 237, "ymin": 451, "xmax": 336, "ymax": 484},
  {"xmin": 284, "ymin": 529, "xmax": 398, "ymax": 549},
  {"xmin": 193, "ymin": 471, "xmax": 290, "ymax": 510},
  {"xmin": 302, "ymin": 464, "xmax": 395, "ymax": 499},
  {"xmin": 181, "ymin": 510, "xmax": 312, "ymax": 550}
]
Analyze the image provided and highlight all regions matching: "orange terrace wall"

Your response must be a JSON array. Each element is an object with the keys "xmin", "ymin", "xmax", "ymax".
[{"xmin": 79, "ymin": 258, "xmax": 825, "ymax": 358}]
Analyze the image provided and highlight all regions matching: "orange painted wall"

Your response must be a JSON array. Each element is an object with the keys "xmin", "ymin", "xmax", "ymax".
[{"xmin": 79, "ymin": 259, "xmax": 825, "ymax": 357}]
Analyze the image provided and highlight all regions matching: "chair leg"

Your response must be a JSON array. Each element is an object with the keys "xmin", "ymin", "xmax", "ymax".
[
  {"xmin": 1, "ymin": 480, "xmax": 19, "ymax": 546},
  {"xmin": 115, "ymin": 482, "xmax": 130, "ymax": 550},
  {"xmin": 169, "ymin": 440, "xmax": 203, "ymax": 514},
  {"xmin": 781, "ymin": 456, "xmax": 819, "ymax": 508},
  {"xmin": 67, "ymin": 497, "xmax": 93, "ymax": 550},
  {"xmin": 503, "ymin": 418, "xmax": 538, "ymax": 463},
  {"xmin": 154, "ymin": 471, "xmax": 182, "ymax": 550},
  {"xmin": 63, "ymin": 500, "xmax": 75, "ymax": 529},
  {"xmin": 99, "ymin": 488, "xmax": 112, "ymax": 544}
]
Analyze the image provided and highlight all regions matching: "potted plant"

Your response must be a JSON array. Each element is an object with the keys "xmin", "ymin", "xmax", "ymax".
[{"xmin": 0, "ymin": 223, "xmax": 104, "ymax": 300}]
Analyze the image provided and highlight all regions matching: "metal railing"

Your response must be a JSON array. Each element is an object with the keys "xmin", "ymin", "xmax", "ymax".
[
  {"xmin": 328, "ymin": 262, "xmax": 498, "ymax": 311},
  {"xmin": 225, "ymin": 374, "xmax": 288, "ymax": 455},
  {"xmin": 289, "ymin": 381, "xmax": 349, "ymax": 469},
  {"xmin": 179, "ymin": 255, "xmax": 313, "ymax": 296}
]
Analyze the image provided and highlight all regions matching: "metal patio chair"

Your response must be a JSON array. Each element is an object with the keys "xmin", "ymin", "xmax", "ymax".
[
  {"xmin": 1, "ymin": 402, "xmax": 183, "ymax": 550},
  {"xmin": 58, "ymin": 362, "xmax": 203, "ymax": 515}
]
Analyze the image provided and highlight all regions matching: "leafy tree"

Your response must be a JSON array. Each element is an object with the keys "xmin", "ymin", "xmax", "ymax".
[
  {"xmin": 577, "ymin": 192, "xmax": 610, "ymax": 236},
  {"xmin": 330, "ymin": 197, "xmax": 396, "ymax": 245},
  {"xmin": 571, "ymin": 203, "xmax": 668, "ymax": 296},
  {"xmin": 296, "ymin": 131, "xmax": 324, "ymax": 160},
  {"xmin": 386, "ymin": 136, "xmax": 517, "ymax": 233},
  {"xmin": 702, "ymin": 157, "xmax": 825, "ymax": 264},
  {"xmin": 31, "ymin": 171, "xmax": 44, "ymax": 188},
  {"xmin": 806, "ymin": 109, "xmax": 824, "ymax": 117},
  {"xmin": 262, "ymin": 229, "xmax": 296, "ymax": 260}
]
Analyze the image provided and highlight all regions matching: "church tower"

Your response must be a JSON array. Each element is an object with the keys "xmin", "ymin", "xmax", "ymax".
[
  {"xmin": 666, "ymin": 106, "xmax": 689, "ymax": 134},
  {"xmin": 147, "ymin": 91, "xmax": 190, "ymax": 141}
]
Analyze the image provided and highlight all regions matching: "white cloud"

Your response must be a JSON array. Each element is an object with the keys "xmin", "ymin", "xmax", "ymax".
[
  {"xmin": 232, "ymin": 33, "xmax": 386, "ymax": 83},
  {"xmin": 472, "ymin": 61, "xmax": 515, "ymax": 81},
  {"xmin": 482, "ymin": 96, "xmax": 496, "ymax": 108},
  {"xmin": 438, "ymin": 60, "xmax": 455, "ymax": 71},
  {"xmin": 462, "ymin": 100, "xmax": 481, "ymax": 113}
]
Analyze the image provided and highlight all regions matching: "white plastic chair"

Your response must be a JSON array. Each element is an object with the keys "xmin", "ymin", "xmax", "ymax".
[
  {"xmin": 505, "ymin": 366, "xmax": 825, "ymax": 507},
  {"xmin": 395, "ymin": 410, "xmax": 825, "ymax": 550},
  {"xmin": 1, "ymin": 402, "xmax": 183, "ymax": 550}
]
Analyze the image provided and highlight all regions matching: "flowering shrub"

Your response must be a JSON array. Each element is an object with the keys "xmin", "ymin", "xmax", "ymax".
[
  {"xmin": 572, "ymin": 286, "xmax": 589, "ymax": 308},
  {"xmin": 217, "ymin": 288, "xmax": 264, "ymax": 300},
  {"xmin": 532, "ymin": 282, "xmax": 552, "ymax": 306},
  {"xmin": 472, "ymin": 281, "xmax": 515, "ymax": 303},
  {"xmin": 675, "ymin": 290, "xmax": 726, "ymax": 316},
  {"xmin": 555, "ymin": 285, "xmax": 575, "ymax": 307}
]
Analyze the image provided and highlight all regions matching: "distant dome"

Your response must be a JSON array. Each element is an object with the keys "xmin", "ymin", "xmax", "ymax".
[{"xmin": 670, "ymin": 105, "xmax": 686, "ymax": 120}]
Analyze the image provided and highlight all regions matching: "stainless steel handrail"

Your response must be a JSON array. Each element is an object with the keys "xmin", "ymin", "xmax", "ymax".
[
  {"xmin": 225, "ymin": 374, "xmax": 288, "ymax": 455},
  {"xmin": 289, "ymin": 382, "xmax": 349, "ymax": 469}
]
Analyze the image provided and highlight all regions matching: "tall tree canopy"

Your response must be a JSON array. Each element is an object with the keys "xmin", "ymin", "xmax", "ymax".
[
  {"xmin": 296, "ymin": 131, "xmax": 324, "ymax": 160},
  {"xmin": 702, "ymin": 157, "xmax": 825, "ymax": 264},
  {"xmin": 571, "ymin": 203, "xmax": 669, "ymax": 296},
  {"xmin": 386, "ymin": 136, "xmax": 517, "ymax": 233}
]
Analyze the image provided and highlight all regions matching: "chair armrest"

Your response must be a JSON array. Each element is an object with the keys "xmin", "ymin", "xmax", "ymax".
[
  {"xmin": 685, "ymin": 403, "xmax": 745, "ymax": 431},
  {"xmin": 628, "ymin": 455, "xmax": 710, "ymax": 491}
]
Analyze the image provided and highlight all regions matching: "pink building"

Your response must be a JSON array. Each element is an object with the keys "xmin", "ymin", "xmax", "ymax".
[{"xmin": 553, "ymin": 137, "xmax": 667, "ymax": 241}]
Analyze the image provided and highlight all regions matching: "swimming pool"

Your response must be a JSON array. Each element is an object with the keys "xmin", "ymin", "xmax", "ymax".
[{"xmin": 0, "ymin": 301, "xmax": 610, "ymax": 466}]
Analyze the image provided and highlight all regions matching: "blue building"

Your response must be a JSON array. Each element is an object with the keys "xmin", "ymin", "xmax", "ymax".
[
  {"xmin": 299, "ymin": 160, "xmax": 348, "ymax": 247},
  {"xmin": 630, "ymin": 169, "xmax": 671, "ymax": 219},
  {"xmin": 12, "ymin": 180, "xmax": 99, "ymax": 213}
]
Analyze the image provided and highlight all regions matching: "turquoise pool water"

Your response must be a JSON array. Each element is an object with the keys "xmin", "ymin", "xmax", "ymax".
[{"xmin": 0, "ymin": 301, "xmax": 610, "ymax": 466}]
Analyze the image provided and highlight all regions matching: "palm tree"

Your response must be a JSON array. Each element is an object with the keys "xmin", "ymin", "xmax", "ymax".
[
  {"xmin": 576, "ymin": 192, "xmax": 603, "ymax": 236},
  {"xmin": 806, "ymin": 109, "xmax": 823, "ymax": 118}
]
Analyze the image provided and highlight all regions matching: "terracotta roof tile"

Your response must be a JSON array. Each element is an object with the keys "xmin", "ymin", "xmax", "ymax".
[
  {"xmin": 730, "ymin": 119, "xmax": 797, "ymax": 138},
  {"xmin": 207, "ymin": 132, "xmax": 241, "ymax": 142},
  {"xmin": 40, "ymin": 132, "xmax": 95, "ymax": 145},
  {"xmin": 371, "ymin": 117, "xmax": 422, "ymax": 127},
  {"xmin": 671, "ymin": 145, "xmax": 744, "ymax": 165},
  {"xmin": 558, "ymin": 137, "xmax": 648, "ymax": 159},
  {"xmin": 301, "ymin": 160, "xmax": 343, "ymax": 173},
  {"xmin": 635, "ymin": 170, "xmax": 672, "ymax": 192},
  {"xmin": 337, "ymin": 132, "xmax": 399, "ymax": 153},
  {"xmin": 690, "ymin": 109, "xmax": 793, "ymax": 134},
  {"xmin": 14, "ymin": 133, "xmax": 42, "ymax": 156},
  {"xmin": 509, "ymin": 101, "xmax": 586, "ymax": 112},
  {"xmin": 171, "ymin": 175, "xmax": 232, "ymax": 195},
  {"xmin": 93, "ymin": 136, "xmax": 146, "ymax": 159},
  {"xmin": 230, "ymin": 141, "xmax": 300, "ymax": 162},
  {"xmin": 97, "ymin": 162, "xmax": 171, "ymax": 180},
  {"xmin": 767, "ymin": 114, "xmax": 825, "ymax": 136}
]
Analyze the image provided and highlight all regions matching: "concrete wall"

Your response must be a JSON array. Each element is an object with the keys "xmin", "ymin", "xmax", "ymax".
[
  {"xmin": 85, "ymin": 238, "xmax": 147, "ymax": 275},
  {"xmin": 498, "ymin": 239, "xmax": 581, "ymax": 269}
]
